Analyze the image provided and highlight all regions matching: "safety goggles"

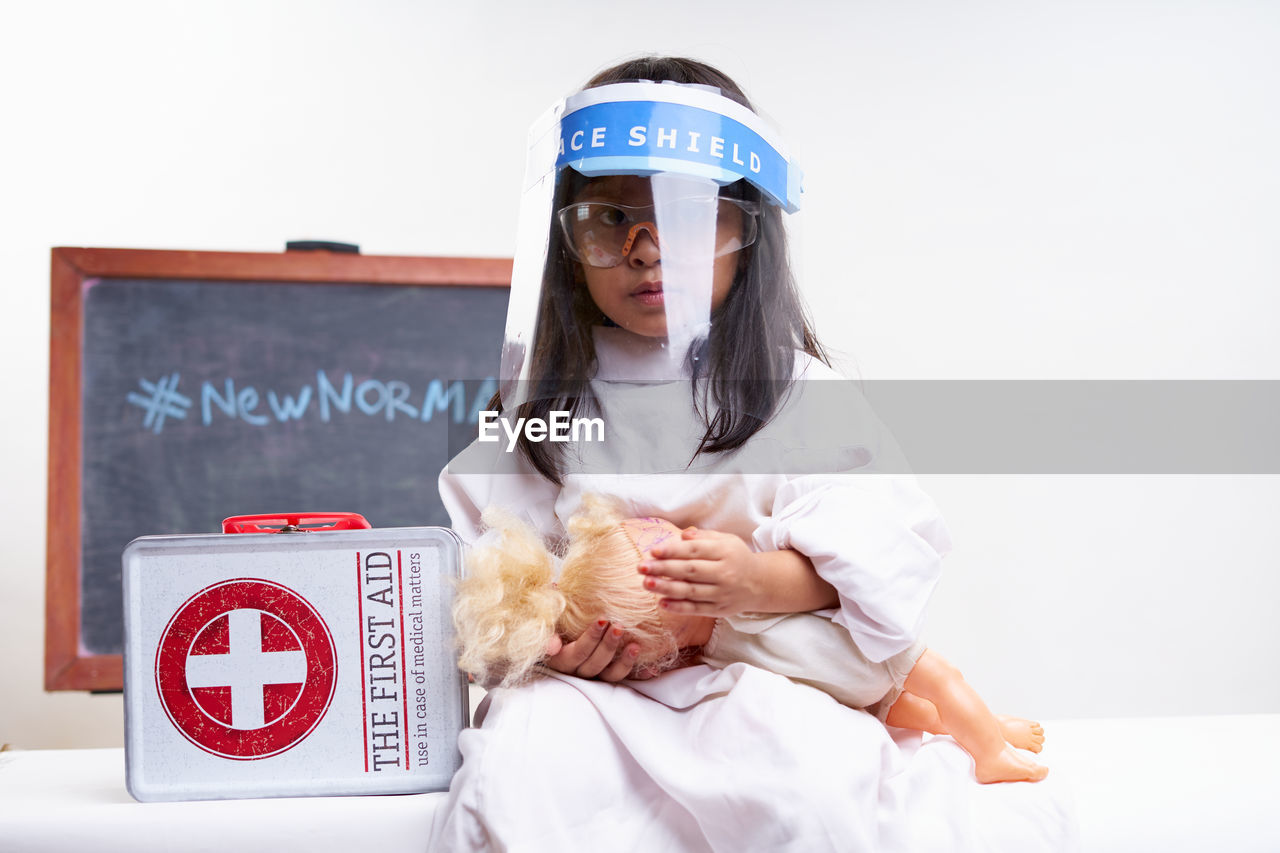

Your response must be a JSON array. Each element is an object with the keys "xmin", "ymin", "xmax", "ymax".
[{"xmin": 557, "ymin": 197, "xmax": 760, "ymax": 269}]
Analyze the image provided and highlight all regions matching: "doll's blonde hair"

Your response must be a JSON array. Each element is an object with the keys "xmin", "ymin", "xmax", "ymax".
[{"xmin": 453, "ymin": 495, "xmax": 680, "ymax": 688}]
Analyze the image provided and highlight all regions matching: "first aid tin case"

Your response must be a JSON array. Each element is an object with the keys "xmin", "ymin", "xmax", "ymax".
[{"xmin": 122, "ymin": 514, "xmax": 469, "ymax": 802}]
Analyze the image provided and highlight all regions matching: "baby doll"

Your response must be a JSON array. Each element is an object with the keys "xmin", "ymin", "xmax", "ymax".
[{"xmin": 453, "ymin": 496, "xmax": 1048, "ymax": 784}]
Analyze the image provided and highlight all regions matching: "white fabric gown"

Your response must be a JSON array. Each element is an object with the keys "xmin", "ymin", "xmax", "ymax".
[{"xmin": 432, "ymin": 328, "xmax": 1077, "ymax": 851}]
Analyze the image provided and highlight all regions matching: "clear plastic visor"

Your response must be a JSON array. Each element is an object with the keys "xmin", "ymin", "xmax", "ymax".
[{"xmin": 500, "ymin": 81, "xmax": 800, "ymax": 409}]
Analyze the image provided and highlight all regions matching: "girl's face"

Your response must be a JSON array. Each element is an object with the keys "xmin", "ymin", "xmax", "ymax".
[{"xmin": 572, "ymin": 176, "xmax": 742, "ymax": 338}]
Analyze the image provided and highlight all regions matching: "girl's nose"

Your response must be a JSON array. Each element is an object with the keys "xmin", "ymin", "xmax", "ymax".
[{"xmin": 622, "ymin": 222, "xmax": 660, "ymax": 265}]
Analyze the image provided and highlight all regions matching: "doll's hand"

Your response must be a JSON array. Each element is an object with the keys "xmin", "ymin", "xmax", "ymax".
[
  {"xmin": 638, "ymin": 527, "xmax": 765, "ymax": 616},
  {"xmin": 542, "ymin": 620, "xmax": 645, "ymax": 682}
]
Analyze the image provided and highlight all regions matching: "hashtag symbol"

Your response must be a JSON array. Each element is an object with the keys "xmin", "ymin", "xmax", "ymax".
[{"xmin": 126, "ymin": 373, "xmax": 193, "ymax": 434}]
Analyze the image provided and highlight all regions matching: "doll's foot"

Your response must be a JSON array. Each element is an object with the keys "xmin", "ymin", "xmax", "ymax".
[
  {"xmin": 996, "ymin": 715, "xmax": 1045, "ymax": 753},
  {"xmin": 974, "ymin": 745, "xmax": 1049, "ymax": 784}
]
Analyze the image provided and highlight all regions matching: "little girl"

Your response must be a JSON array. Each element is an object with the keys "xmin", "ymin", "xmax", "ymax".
[
  {"xmin": 443, "ymin": 56, "xmax": 925, "ymax": 679},
  {"xmin": 434, "ymin": 55, "xmax": 1047, "ymax": 850},
  {"xmin": 454, "ymin": 495, "xmax": 1047, "ymax": 784}
]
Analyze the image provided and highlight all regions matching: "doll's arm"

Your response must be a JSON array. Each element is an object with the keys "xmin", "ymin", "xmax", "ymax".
[{"xmin": 640, "ymin": 528, "xmax": 838, "ymax": 616}]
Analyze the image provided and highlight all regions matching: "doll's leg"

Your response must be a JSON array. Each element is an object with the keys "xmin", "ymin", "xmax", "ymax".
[
  {"xmin": 883, "ymin": 691, "xmax": 944, "ymax": 734},
  {"xmin": 995, "ymin": 715, "xmax": 1045, "ymax": 753},
  {"xmin": 900, "ymin": 650, "xmax": 1048, "ymax": 784},
  {"xmin": 885, "ymin": 694, "xmax": 1046, "ymax": 754}
]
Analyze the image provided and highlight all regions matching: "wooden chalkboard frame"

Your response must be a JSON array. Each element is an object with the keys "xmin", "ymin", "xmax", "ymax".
[{"xmin": 46, "ymin": 247, "xmax": 512, "ymax": 691}]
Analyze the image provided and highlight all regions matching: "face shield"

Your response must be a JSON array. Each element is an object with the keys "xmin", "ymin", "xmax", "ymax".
[{"xmin": 501, "ymin": 80, "xmax": 802, "ymax": 409}]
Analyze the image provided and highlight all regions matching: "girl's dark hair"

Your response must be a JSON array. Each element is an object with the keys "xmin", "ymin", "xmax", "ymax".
[{"xmin": 497, "ymin": 55, "xmax": 829, "ymax": 484}]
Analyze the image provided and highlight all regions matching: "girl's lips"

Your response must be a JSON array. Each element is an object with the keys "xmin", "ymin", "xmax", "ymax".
[{"xmin": 631, "ymin": 281, "xmax": 664, "ymax": 306}]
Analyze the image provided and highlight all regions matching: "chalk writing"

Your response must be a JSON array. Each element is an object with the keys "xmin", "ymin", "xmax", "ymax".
[
  {"xmin": 127, "ymin": 372, "xmax": 496, "ymax": 433},
  {"xmin": 125, "ymin": 373, "xmax": 193, "ymax": 433}
]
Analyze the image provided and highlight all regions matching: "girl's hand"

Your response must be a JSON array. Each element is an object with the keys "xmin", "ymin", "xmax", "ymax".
[
  {"xmin": 543, "ymin": 621, "xmax": 651, "ymax": 682},
  {"xmin": 638, "ymin": 527, "xmax": 766, "ymax": 616}
]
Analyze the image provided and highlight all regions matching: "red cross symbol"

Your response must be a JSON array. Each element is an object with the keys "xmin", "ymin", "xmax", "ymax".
[
  {"xmin": 155, "ymin": 579, "xmax": 337, "ymax": 760},
  {"xmin": 185, "ymin": 609, "xmax": 308, "ymax": 729}
]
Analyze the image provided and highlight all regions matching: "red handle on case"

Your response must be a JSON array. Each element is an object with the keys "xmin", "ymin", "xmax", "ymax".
[{"xmin": 221, "ymin": 512, "xmax": 372, "ymax": 534}]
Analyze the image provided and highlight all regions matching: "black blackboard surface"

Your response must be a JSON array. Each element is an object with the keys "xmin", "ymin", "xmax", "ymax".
[{"xmin": 47, "ymin": 248, "xmax": 511, "ymax": 690}]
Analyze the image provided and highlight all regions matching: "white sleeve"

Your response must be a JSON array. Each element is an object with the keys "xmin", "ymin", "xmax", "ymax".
[
  {"xmin": 745, "ymin": 354, "xmax": 951, "ymax": 662},
  {"xmin": 753, "ymin": 475, "xmax": 950, "ymax": 663},
  {"xmin": 437, "ymin": 438, "xmax": 562, "ymax": 545}
]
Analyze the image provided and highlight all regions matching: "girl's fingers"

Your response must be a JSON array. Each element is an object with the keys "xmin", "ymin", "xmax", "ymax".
[
  {"xmin": 573, "ymin": 624, "xmax": 625, "ymax": 678},
  {"xmin": 639, "ymin": 557, "xmax": 714, "ymax": 581},
  {"xmin": 656, "ymin": 598, "xmax": 723, "ymax": 616},
  {"xmin": 650, "ymin": 535, "xmax": 723, "ymax": 561},
  {"xmin": 545, "ymin": 620, "xmax": 611, "ymax": 673},
  {"xmin": 642, "ymin": 574, "xmax": 717, "ymax": 601},
  {"xmin": 545, "ymin": 622, "xmax": 639, "ymax": 681},
  {"xmin": 598, "ymin": 643, "xmax": 641, "ymax": 682}
]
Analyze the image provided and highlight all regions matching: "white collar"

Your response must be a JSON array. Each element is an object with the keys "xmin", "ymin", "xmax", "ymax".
[{"xmin": 591, "ymin": 326, "xmax": 692, "ymax": 383}]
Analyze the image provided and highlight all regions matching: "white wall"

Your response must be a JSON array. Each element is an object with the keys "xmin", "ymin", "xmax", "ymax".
[{"xmin": 2, "ymin": 0, "xmax": 1276, "ymax": 748}]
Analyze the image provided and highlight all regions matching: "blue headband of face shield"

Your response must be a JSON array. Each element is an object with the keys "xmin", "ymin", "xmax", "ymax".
[{"xmin": 553, "ymin": 81, "xmax": 802, "ymax": 213}]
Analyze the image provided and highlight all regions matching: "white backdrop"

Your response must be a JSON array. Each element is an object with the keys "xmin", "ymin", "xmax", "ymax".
[{"xmin": 2, "ymin": 0, "xmax": 1276, "ymax": 749}]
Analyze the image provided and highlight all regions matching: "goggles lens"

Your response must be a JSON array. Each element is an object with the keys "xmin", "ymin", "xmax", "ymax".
[{"xmin": 557, "ymin": 198, "xmax": 759, "ymax": 269}]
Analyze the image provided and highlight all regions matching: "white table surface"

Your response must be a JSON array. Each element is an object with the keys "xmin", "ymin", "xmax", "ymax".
[{"xmin": 3, "ymin": 714, "xmax": 1278, "ymax": 852}]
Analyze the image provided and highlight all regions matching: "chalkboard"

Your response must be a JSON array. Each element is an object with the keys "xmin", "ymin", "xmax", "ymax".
[{"xmin": 46, "ymin": 248, "xmax": 511, "ymax": 691}]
